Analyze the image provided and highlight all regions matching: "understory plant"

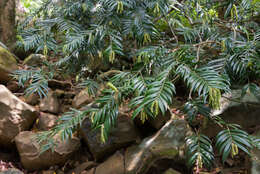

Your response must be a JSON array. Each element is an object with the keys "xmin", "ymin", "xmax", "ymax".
[{"xmin": 14, "ymin": 0, "xmax": 260, "ymax": 171}]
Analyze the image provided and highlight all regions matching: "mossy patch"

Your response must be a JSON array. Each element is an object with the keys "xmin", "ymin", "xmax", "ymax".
[
  {"xmin": 0, "ymin": 46, "xmax": 17, "ymax": 82},
  {"xmin": 0, "ymin": 46, "xmax": 17, "ymax": 70}
]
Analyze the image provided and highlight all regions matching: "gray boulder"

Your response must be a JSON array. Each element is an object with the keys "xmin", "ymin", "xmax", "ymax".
[
  {"xmin": 124, "ymin": 119, "xmax": 189, "ymax": 174},
  {"xmin": 86, "ymin": 118, "xmax": 189, "ymax": 174}
]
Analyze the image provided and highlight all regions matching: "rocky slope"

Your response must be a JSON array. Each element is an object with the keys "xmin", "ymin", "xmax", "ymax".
[{"xmin": 0, "ymin": 50, "xmax": 260, "ymax": 174}]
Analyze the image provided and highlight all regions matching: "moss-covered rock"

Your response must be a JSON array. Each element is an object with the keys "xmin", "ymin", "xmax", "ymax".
[
  {"xmin": 0, "ymin": 46, "xmax": 17, "ymax": 83},
  {"xmin": 23, "ymin": 54, "xmax": 46, "ymax": 66}
]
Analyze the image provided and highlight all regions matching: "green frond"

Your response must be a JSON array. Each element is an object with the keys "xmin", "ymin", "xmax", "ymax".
[
  {"xmin": 250, "ymin": 136, "xmax": 260, "ymax": 149},
  {"xmin": 241, "ymin": 83, "xmax": 260, "ymax": 100},
  {"xmin": 36, "ymin": 108, "xmax": 89, "ymax": 152},
  {"xmin": 186, "ymin": 134, "xmax": 214, "ymax": 169},
  {"xmin": 12, "ymin": 68, "xmax": 52, "ymax": 98},
  {"xmin": 130, "ymin": 66, "xmax": 176, "ymax": 119},
  {"xmin": 216, "ymin": 128, "xmax": 252, "ymax": 162},
  {"xmin": 89, "ymin": 89, "xmax": 120, "ymax": 142},
  {"xmin": 78, "ymin": 79, "xmax": 99, "ymax": 97},
  {"xmin": 177, "ymin": 65, "xmax": 230, "ymax": 96},
  {"xmin": 56, "ymin": 17, "xmax": 82, "ymax": 33},
  {"xmin": 132, "ymin": 76, "xmax": 149, "ymax": 95},
  {"xmin": 183, "ymin": 99, "xmax": 211, "ymax": 123},
  {"xmin": 177, "ymin": 27, "xmax": 198, "ymax": 43}
]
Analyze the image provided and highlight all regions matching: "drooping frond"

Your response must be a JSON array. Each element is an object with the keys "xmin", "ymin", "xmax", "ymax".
[
  {"xmin": 78, "ymin": 79, "xmax": 99, "ymax": 97},
  {"xmin": 89, "ymin": 89, "xmax": 120, "ymax": 142},
  {"xmin": 183, "ymin": 99, "xmax": 211, "ymax": 123},
  {"xmin": 186, "ymin": 134, "xmax": 214, "ymax": 169},
  {"xmin": 216, "ymin": 128, "xmax": 252, "ymax": 162},
  {"xmin": 177, "ymin": 65, "xmax": 230, "ymax": 93},
  {"xmin": 130, "ymin": 65, "xmax": 176, "ymax": 121},
  {"xmin": 12, "ymin": 68, "xmax": 53, "ymax": 98}
]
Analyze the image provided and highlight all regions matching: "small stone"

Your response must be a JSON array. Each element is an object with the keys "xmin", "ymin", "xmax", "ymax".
[
  {"xmin": 25, "ymin": 93, "xmax": 40, "ymax": 105},
  {"xmin": 95, "ymin": 151, "xmax": 124, "ymax": 174},
  {"xmin": 163, "ymin": 168, "xmax": 181, "ymax": 174},
  {"xmin": 40, "ymin": 91, "xmax": 60, "ymax": 114},
  {"xmin": 72, "ymin": 90, "xmax": 94, "ymax": 109},
  {"xmin": 37, "ymin": 112, "xmax": 58, "ymax": 131},
  {"xmin": 41, "ymin": 170, "xmax": 55, "ymax": 174},
  {"xmin": 225, "ymin": 158, "xmax": 234, "ymax": 167},
  {"xmin": 0, "ymin": 168, "xmax": 24, "ymax": 174},
  {"xmin": 23, "ymin": 54, "xmax": 46, "ymax": 66},
  {"xmin": 54, "ymin": 89, "xmax": 65, "ymax": 97},
  {"xmin": 6, "ymin": 81, "xmax": 20, "ymax": 93}
]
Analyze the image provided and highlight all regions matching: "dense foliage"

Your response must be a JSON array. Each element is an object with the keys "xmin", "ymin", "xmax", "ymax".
[{"xmin": 13, "ymin": 0, "xmax": 260, "ymax": 171}]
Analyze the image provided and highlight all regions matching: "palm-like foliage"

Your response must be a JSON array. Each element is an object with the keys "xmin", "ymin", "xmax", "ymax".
[
  {"xmin": 16, "ymin": 0, "xmax": 260, "ymax": 170},
  {"xmin": 130, "ymin": 66, "xmax": 176, "ymax": 121},
  {"xmin": 12, "ymin": 68, "xmax": 53, "ymax": 98},
  {"xmin": 216, "ymin": 128, "xmax": 252, "ymax": 162},
  {"xmin": 183, "ymin": 99, "xmax": 211, "ymax": 123},
  {"xmin": 186, "ymin": 134, "xmax": 214, "ymax": 169},
  {"xmin": 89, "ymin": 88, "xmax": 120, "ymax": 142},
  {"xmin": 78, "ymin": 79, "xmax": 99, "ymax": 97}
]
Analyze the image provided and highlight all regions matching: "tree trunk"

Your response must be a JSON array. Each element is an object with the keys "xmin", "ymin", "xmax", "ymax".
[{"xmin": 0, "ymin": 0, "xmax": 16, "ymax": 47}]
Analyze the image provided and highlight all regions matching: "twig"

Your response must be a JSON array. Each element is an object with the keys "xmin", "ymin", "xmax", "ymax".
[
  {"xmin": 153, "ymin": 8, "xmax": 175, "ymax": 23},
  {"xmin": 192, "ymin": 40, "xmax": 218, "ymax": 47},
  {"xmin": 99, "ymin": 70, "xmax": 122, "ymax": 79},
  {"xmin": 164, "ymin": 15, "xmax": 179, "ymax": 44},
  {"xmin": 214, "ymin": 22, "xmax": 245, "ymax": 35}
]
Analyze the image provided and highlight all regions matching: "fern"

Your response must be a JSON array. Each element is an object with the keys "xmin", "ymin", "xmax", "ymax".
[{"xmin": 36, "ymin": 108, "xmax": 89, "ymax": 152}]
